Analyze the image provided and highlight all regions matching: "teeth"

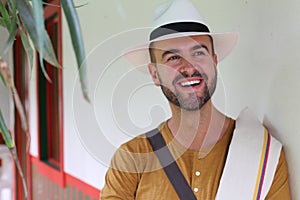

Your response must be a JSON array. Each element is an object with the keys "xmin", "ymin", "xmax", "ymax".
[{"xmin": 181, "ymin": 80, "xmax": 201, "ymax": 87}]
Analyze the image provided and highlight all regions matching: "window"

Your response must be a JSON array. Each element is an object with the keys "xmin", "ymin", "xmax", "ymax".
[
  {"xmin": 38, "ymin": 13, "xmax": 62, "ymax": 169},
  {"xmin": 37, "ymin": 2, "xmax": 64, "ymax": 186}
]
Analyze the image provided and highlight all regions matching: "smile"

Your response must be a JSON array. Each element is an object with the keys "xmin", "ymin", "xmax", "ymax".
[{"xmin": 180, "ymin": 80, "xmax": 201, "ymax": 87}]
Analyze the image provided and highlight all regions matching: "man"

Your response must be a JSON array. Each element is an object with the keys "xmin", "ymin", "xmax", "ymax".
[{"xmin": 101, "ymin": 0, "xmax": 290, "ymax": 199}]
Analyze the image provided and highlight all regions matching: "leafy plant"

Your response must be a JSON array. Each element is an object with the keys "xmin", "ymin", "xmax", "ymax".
[{"xmin": 0, "ymin": 0, "xmax": 89, "ymax": 198}]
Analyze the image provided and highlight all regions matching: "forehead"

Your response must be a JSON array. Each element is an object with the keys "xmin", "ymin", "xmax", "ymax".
[{"xmin": 151, "ymin": 35, "xmax": 212, "ymax": 51}]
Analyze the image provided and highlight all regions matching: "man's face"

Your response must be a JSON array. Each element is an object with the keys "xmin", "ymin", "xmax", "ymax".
[{"xmin": 148, "ymin": 35, "xmax": 218, "ymax": 111}]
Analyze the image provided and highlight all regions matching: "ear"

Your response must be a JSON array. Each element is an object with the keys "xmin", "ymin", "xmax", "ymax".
[
  {"xmin": 148, "ymin": 63, "xmax": 161, "ymax": 86},
  {"xmin": 213, "ymin": 54, "xmax": 218, "ymax": 69}
]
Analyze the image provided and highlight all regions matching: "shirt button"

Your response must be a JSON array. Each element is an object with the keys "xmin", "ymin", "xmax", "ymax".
[
  {"xmin": 195, "ymin": 171, "xmax": 201, "ymax": 176},
  {"xmin": 194, "ymin": 187, "xmax": 199, "ymax": 193}
]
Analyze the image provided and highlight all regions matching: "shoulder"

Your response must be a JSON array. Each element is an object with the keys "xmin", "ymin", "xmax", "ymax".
[
  {"xmin": 119, "ymin": 121, "xmax": 168, "ymax": 153},
  {"xmin": 265, "ymin": 149, "xmax": 291, "ymax": 199},
  {"xmin": 110, "ymin": 122, "xmax": 167, "ymax": 173},
  {"xmin": 110, "ymin": 134, "xmax": 152, "ymax": 173},
  {"xmin": 119, "ymin": 132, "xmax": 152, "ymax": 154}
]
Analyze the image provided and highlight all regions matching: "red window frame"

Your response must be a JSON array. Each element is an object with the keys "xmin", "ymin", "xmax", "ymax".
[
  {"xmin": 36, "ymin": 1, "xmax": 65, "ymax": 187},
  {"xmin": 13, "ymin": 33, "xmax": 31, "ymax": 200}
]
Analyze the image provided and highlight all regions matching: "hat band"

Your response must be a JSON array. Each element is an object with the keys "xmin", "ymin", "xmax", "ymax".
[{"xmin": 150, "ymin": 22, "xmax": 210, "ymax": 41}]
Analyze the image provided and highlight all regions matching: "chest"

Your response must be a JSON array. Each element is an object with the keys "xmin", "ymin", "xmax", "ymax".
[{"xmin": 135, "ymin": 150, "xmax": 228, "ymax": 200}]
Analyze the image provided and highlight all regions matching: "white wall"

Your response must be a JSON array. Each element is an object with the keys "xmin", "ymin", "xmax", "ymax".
[
  {"xmin": 62, "ymin": 0, "xmax": 168, "ymax": 189},
  {"xmin": 62, "ymin": 0, "xmax": 300, "ymax": 198},
  {"xmin": 200, "ymin": 1, "xmax": 300, "ymax": 199}
]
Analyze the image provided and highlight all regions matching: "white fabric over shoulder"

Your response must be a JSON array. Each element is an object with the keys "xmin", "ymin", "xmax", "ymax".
[{"xmin": 215, "ymin": 108, "xmax": 282, "ymax": 200}]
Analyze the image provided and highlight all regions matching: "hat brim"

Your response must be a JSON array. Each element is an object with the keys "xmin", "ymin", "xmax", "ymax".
[{"xmin": 123, "ymin": 31, "xmax": 239, "ymax": 69}]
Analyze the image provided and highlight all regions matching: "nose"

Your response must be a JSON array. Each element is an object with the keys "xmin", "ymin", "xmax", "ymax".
[{"xmin": 179, "ymin": 58, "xmax": 196, "ymax": 74}]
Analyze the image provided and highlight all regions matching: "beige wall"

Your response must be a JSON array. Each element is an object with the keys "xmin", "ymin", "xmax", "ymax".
[{"xmin": 61, "ymin": 0, "xmax": 299, "ymax": 197}]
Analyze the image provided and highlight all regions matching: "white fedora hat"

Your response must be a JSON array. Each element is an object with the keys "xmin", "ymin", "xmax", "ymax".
[{"xmin": 123, "ymin": 0, "xmax": 239, "ymax": 67}]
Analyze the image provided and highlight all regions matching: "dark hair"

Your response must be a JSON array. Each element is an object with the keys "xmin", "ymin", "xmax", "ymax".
[
  {"xmin": 149, "ymin": 42, "xmax": 157, "ymax": 63},
  {"xmin": 148, "ymin": 35, "xmax": 215, "ymax": 64}
]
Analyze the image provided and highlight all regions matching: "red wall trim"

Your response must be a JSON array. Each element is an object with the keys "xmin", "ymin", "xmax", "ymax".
[
  {"xmin": 31, "ymin": 155, "xmax": 100, "ymax": 196},
  {"xmin": 65, "ymin": 171, "xmax": 100, "ymax": 197},
  {"xmin": 31, "ymin": 156, "xmax": 65, "ymax": 187}
]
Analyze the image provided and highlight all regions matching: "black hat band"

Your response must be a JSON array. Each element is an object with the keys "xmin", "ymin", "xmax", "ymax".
[{"xmin": 150, "ymin": 22, "xmax": 210, "ymax": 41}]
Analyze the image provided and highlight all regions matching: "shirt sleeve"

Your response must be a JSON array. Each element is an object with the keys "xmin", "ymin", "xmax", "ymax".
[
  {"xmin": 100, "ymin": 145, "xmax": 142, "ymax": 200},
  {"xmin": 100, "ymin": 168, "xmax": 138, "ymax": 200},
  {"xmin": 265, "ymin": 149, "xmax": 291, "ymax": 200}
]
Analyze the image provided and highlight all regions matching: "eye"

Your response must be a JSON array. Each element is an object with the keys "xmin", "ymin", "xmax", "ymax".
[
  {"xmin": 167, "ymin": 55, "xmax": 181, "ymax": 61},
  {"xmin": 164, "ymin": 54, "xmax": 181, "ymax": 66},
  {"xmin": 192, "ymin": 50, "xmax": 206, "ymax": 56}
]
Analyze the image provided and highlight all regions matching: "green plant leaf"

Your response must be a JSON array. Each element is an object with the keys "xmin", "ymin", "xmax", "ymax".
[
  {"xmin": 0, "ymin": 73, "xmax": 7, "ymax": 86},
  {"xmin": 0, "ymin": 59, "xmax": 28, "ymax": 132},
  {"xmin": 19, "ymin": 25, "xmax": 34, "ymax": 71},
  {"xmin": 60, "ymin": 0, "xmax": 90, "ymax": 102},
  {"xmin": 5, "ymin": 0, "xmax": 34, "ymax": 72},
  {"xmin": 31, "ymin": 0, "xmax": 50, "ymax": 81},
  {"xmin": 0, "ymin": 11, "xmax": 17, "ymax": 57},
  {"xmin": 1, "ymin": 27, "xmax": 17, "ymax": 56},
  {"xmin": 0, "ymin": 1, "xmax": 11, "ymax": 30},
  {"xmin": 0, "ymin": 17, "xmax": 7, "ymax": 28},
  {"xmin": 31, "ymin": 0, "xmax": 44, "ymax": 54},
  {"xmin": 9, "ymin": 147, "xmax": 28, "ymax": 198},
  {"xmin": 16, "ymin": 0, "xmax": 60, "ymax": 69},
  {"xmin": 0, "ymin": 109, "xmax": 28, "ymax": 198},
  {"xmin": 0, "ymin": 0, "xmax": 17, "ymax": 57},
  {"xmin": 9, "ymin": 147, "xmax": 28, "ymax": 199},
  {"xmin": 0, "ymin": 109, "xmax": 14, "ymax": 148}
]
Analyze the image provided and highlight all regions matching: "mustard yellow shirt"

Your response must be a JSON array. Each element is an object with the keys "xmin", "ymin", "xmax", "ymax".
[{"xmin": 101, "ymin": 119, "xmax": 290, "ymax": 199}]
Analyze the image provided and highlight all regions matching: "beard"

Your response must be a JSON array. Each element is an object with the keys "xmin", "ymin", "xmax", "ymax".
[{"xmin": 159, "ymin": 70, "xmax": 217, "ymax": 111}]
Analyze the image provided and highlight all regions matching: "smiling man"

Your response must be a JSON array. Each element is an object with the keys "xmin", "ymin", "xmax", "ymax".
[{"xmin": 101, "ymin": 0, "xmax": 291, "ymax": 199}]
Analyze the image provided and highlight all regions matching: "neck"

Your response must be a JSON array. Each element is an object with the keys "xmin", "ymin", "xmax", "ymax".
[{"xmin": 168, "ymin": 100, "xmax": 229, "ymax": 150}]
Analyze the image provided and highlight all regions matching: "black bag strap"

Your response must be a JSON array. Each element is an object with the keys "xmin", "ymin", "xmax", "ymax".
[{"xmin": 146, "ymin": 128, "xmax": 197, "ymax": 200}]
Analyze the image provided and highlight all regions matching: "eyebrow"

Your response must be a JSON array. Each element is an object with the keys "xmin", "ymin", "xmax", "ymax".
[
  {"xmin": 191, "ymin": 45, "xmax": 209, "ymax": 52},
  {"xmin": 161, "ymin": 49, "xmax": 180, "ymax": 60},
  {"xmin": 161, "ymin": 45, "xmax": 210, "ymax": 60}
]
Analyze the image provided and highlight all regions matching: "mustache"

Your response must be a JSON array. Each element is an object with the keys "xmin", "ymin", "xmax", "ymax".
[{"xmin": 172, "ymin": 71, "xmax": 208, "ymax": 85}]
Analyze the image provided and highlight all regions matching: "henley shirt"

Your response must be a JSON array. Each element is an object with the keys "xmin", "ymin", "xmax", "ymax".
[{"xmin": 101, "ymin": 119, "xmax": 290, "ymax": 199}]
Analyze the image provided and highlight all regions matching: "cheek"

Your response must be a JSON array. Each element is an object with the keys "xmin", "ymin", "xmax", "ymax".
[
  {"xmin": 209, "ymin": 65, "xmax": 217, "ymax": 76},
  {"xmin": 201, "ymin": 59, "xmax": 217, "ymax": 76},
  {"xmin": 157, "ymin": 67, "xmax": 177, "ymax": 86}
]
